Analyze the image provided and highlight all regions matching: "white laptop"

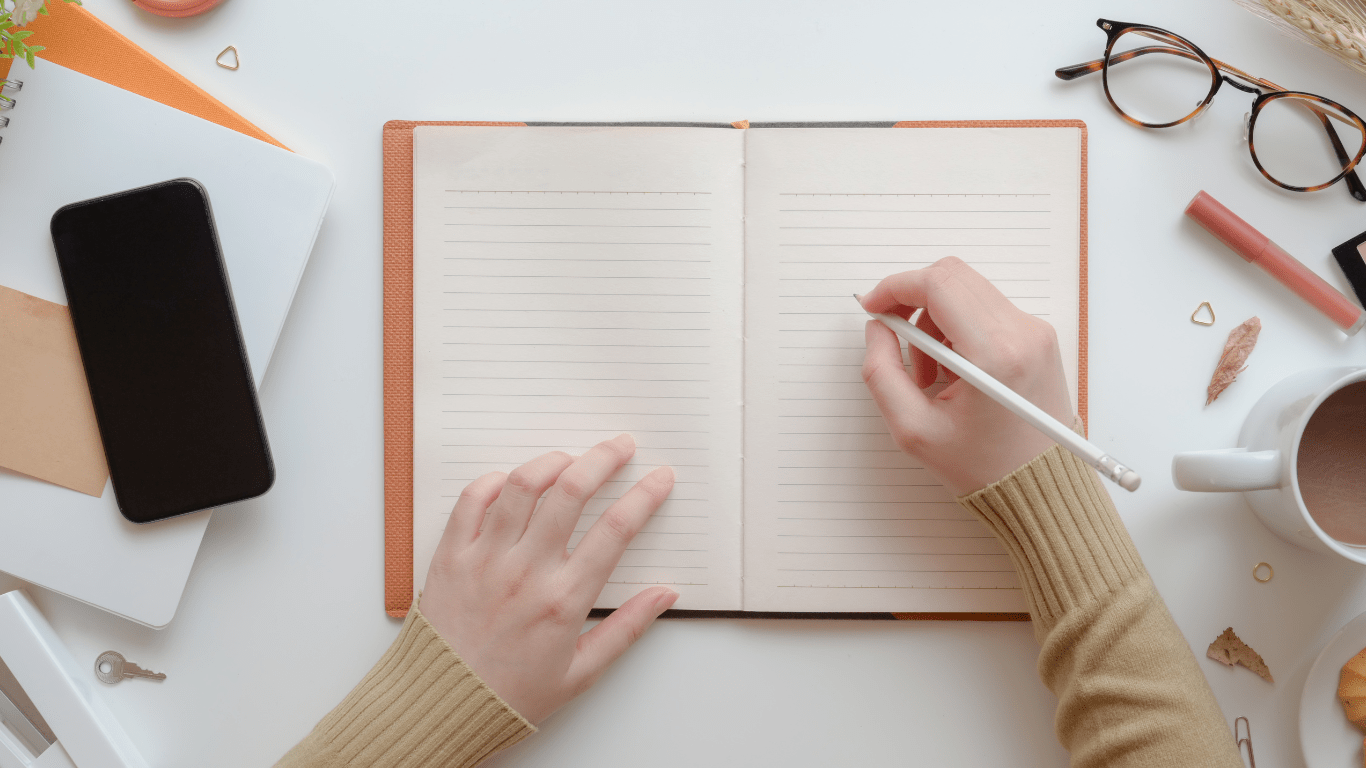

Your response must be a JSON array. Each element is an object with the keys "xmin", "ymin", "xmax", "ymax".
[{"xmin": 0, "ymin": 59, "xmax": 333, "ymax": 628}]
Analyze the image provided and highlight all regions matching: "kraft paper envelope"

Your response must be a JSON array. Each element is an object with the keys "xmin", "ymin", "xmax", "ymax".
[{"xmin": 0, "ymin": 284, "xmax": 108, "ymax": 496}]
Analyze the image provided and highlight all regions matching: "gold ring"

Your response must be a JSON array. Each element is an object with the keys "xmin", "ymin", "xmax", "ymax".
[{"xmin": 1253, "ymin": 562, "xmax": 1273, "ymax": 583}]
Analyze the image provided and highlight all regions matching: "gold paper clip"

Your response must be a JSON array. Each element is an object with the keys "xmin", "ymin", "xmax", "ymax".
[{"xmin": 1236, "ymin": 716, "xmax": 1255, "ymax": 767}]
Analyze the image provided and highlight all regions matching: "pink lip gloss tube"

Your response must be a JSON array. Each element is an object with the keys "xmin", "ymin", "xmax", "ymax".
[{"xmin": 1185, "ymin": 190, "xmax": 1366, "ymax": 335}]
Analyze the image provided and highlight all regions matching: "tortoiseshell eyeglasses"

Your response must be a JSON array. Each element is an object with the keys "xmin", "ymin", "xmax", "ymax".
[{"xmin": 1056, "ymin": 18, "xmax": 1366, "ymax": 201}]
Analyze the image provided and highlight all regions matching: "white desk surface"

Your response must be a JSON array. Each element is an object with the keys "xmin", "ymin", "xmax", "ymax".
[{"xmin": 6, "ymin": 0, "xmax": 1366, "ymax": 765}]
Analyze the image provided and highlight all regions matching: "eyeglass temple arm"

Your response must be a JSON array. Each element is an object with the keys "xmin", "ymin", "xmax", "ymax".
[
  {"xmin": 1056, "ymin": 45, "xmax": 1298, "ymax": 86},
  {"xmin": 1055, "ymin": 48, "xmax": 1366, "ymax": 200},
  {"xmin": 1055, "ymin": 44, "xmax": 1210, "ymax": 80},
  {"xmin": 1056, "ymin": 30, "xmax": 1280, "ymax": 83},
  {"xmin": 1309, "ymin": 106, "xmax": 1366, "ymax": 200}
]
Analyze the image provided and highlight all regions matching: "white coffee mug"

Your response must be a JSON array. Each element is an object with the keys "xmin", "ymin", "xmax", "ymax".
[{"xmin": 1172, "ymin": 366, "xmax": 1366, "ymax": 564}]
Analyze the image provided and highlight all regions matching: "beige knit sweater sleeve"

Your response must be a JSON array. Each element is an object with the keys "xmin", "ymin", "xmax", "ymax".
[
  {"xmin": 279, "ymin": 444, "xmax": 1241, "ymax": 768},
  {"xmin": 275, "ymin": 607, "xmax": 534, "ymax": 768},
  {"xmin": 959, "ymin": 444, "xmax": 1242, "ymax": 768}
]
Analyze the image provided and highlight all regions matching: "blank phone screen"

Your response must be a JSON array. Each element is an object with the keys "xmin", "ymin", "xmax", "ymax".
[{"xmin": 50, "ymin": 179, "xmax": 273, "ymax": 524}]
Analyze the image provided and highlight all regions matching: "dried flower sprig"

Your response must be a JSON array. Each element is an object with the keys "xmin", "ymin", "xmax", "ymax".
[
  {"xmin": 1234, "ymin": 0, "xmax": 1366, "ymax": 77},
  {"xmin": 1, "ymin": 0, "xmax": 82, "ymax": 69},
  {"xmin": 1207, "ymin": 316, "xmax": 1262, "ymax": 405}
]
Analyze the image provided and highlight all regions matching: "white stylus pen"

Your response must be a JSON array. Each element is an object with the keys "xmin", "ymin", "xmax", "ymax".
[{"xmin": 857, "ymin": 296, "xmax": 1141, "ymax": 492}]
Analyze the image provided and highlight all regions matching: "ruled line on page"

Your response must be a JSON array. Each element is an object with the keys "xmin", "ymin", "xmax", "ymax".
[
  {"xmin": 440, "ymin": 325, "xmax": 713, "ymax": 330},
  {"xmin": 441, "ymin": 310, "xmax": 713, "ymax": 315},
  {"xmin": 444, "ymin": 241, "xmax": 713, "ymax": 245},
  {"xmin": 779, "ymin": 226, "xmax": 1048, "ymax": 230},
  {"xmin": 777, "ymin": 260, "xmax": 1049, "ymax": 265},
  {"xmin": 439, "ymin": 393, "xmax": 713, "ymax": 399},
  {"xmin": 445, "ymin": 257, "xmax": 714, "ymax": 262},
  {"xmin": 778, "ymin": 243, "xmax": 1049, "ymax": 247},
  {"xmin": 775, "ymin": 585, "xmax": 1019, "ymax": 589},
  {"xmin": 443, "ymin": 342, "xmax": 712, "ymax": 347},
  {"xmin": 446, "ymin": 271, "xmax": 716, "ymax": 279},
  {"xmin": 611, "ymin": 581, "xmax": 710, "ymax": 586},
  {"xmin": 443, "ymin": 291, "xmax": 711, "ymax": 297},
  {"xmin": 776, "ymin": 192, "xmax": 1050, "ymax": 197},
  {"xmin": 446, "ymin": 189, "xmax": 714, "ymax": 195},
  {"xmin": 776, "ymin": 520, "xmax": 975, "ymax": 524},
  {"xmin": 440, "ymin": 360, "xmax": 713, "ymax": 365},
  {"xmin": 446, "ymin": 224, "xmax": 712, "ymax": 229},
  {"xmin": 437, "ymin": 442, "xmax": 715, "ymax": 448},
  {"xmin": 779, "ymin": 208, "xmax": 1049, "ymax": 213},
  {"xmin": 446, "ymin": 206, "xmax": 714, "ymax": 210},
  {"xmin": 778, "ymin": 569, "xmax": 1014, "ymax": 573}
]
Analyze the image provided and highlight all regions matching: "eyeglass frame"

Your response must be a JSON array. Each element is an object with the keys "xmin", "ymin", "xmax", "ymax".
[{"xmin": 1056, "ymin": 18, "xmax": 1366, "ymax": 201}]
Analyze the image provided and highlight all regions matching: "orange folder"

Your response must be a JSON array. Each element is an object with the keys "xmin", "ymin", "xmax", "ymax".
[{"xmin": 0, "ymin": 1, "xmax": 285, "ymax": 149}]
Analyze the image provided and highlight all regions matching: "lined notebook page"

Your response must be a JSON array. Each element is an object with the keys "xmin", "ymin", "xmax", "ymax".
[
  {"xmin": 412, "ymin": 126, "xmax": 745, "ymax": 610},
  {"xmin": 741, "ymin": 127, "xmax": 1082, "ymax": 613}
]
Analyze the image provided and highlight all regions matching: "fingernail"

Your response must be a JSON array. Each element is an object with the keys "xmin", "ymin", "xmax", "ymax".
[
  {"xmin": 615, "ymin": 433, "xmax": 636, "ymax": 450},
  {"xmin": 648, "ymin": 466, "xmax": 675, "ymax": 483}
]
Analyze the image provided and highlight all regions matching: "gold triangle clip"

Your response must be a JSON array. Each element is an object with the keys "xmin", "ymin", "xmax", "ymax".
[
  {"xmin": 216, "ymin": 45, "xmax": 240, "ymax": 71},
  {"xmin": 1191, "ymin": 301, "xmax": 1215, "ymax": 326}
]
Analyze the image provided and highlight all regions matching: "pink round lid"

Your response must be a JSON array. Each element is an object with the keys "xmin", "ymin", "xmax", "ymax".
[{"xmin": 131, "ymin": 0, "xmax": 226, "ymax": 18}]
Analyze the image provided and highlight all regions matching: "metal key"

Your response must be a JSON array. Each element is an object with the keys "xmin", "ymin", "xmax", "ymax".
[{"xmin": 94, "ymin": 651, "xmax": 166, "ymax": 684}]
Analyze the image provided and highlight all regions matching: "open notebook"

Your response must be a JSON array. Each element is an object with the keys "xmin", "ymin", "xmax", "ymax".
[{"xmin": 388, "ymin": 121, "xmax": 1086, "ymax": 616}]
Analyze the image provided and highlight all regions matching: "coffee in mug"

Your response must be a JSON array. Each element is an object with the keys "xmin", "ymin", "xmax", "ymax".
[{"xmin": 1298, "ymin": 381, "xmax": 1366, "ymax": 545}]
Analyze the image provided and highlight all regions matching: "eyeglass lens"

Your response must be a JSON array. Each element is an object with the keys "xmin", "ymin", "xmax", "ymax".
[
  {"xmin": 1252, "ymin": 95, "xmax": 1365, "ymax": 189},
  {"xmin": 1105, "ymin": 30, "xmax": 1213, "ymax": 126}
]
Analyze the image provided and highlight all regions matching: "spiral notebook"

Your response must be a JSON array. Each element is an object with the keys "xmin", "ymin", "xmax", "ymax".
[
  {"xmin": 0, "ymin": 51, "xmax": 332, "ymax": 627},
  {"xmin": 384, "ymin": 120, "xmax": 1087, "ymax": 618}
]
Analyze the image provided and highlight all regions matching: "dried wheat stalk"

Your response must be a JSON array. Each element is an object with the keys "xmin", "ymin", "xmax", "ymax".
[{"xmin": 1235, "ymin": 0, "xmax": 1366, "ymax": 76}]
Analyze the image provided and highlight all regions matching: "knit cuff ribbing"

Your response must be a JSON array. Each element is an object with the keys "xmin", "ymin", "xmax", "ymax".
[
  {"xmin": 958, "ymin": 444, "xmax": 1147, "ymax": 638},
  {"xmin": 277, "ymin": 606, "xmax": 534, "ymax": 768}
]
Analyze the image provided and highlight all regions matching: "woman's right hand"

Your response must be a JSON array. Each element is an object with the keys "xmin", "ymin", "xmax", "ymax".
[{"xmin": 859, "ymin": 257, "xmax": 1075, "ymax": 496}]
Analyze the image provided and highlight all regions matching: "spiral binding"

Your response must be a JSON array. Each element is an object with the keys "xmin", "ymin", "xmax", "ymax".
[{"xmin": 0, "ymin": 79, "xmax": 20, "ymax": 145}]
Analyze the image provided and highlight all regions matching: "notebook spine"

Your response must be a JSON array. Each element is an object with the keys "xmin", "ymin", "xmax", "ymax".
[{"xmin": 0, "ymin": 79, "xmax": 21, "ymax": 144}]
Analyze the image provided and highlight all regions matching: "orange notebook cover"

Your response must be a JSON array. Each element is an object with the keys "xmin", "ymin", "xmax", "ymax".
[
  {"xmin": 383, "ymin": 120, "xmax": 1087, "ymax": 620},
  {"xmin": 0, "ymin": 1, "xmax": 284, "ymax": 149}
]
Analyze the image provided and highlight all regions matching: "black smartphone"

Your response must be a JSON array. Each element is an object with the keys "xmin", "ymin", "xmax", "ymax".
[{"xmin": 50, "ymin": 179, "xmax": 274, "ymax": 524}]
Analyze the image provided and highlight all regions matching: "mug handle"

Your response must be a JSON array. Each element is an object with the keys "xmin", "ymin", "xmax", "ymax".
[{"xmin": 1172, "ymin": 448, "xmax": 1282, "ymax": 492}]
